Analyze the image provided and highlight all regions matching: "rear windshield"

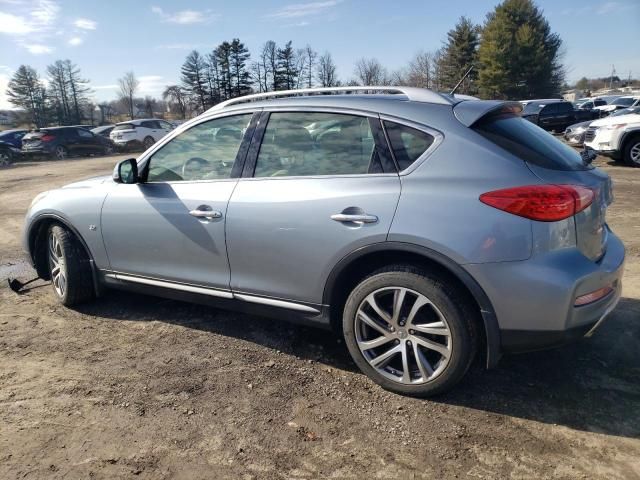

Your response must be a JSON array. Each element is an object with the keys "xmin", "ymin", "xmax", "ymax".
[
  {"xmin": 113, "ymin": 124, "xmax": 135, "ymax": 131},
  {"xmin": 611, "ymin": 97, "xmax": 635, "ymax": 107},
  {"xmin": 473, "ymin": 114, "xmax": 590, "ymax": 171}
]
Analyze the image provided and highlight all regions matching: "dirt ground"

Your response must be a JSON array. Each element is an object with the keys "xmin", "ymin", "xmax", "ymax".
[{"xmin": 0, "ymin": 154, "xmax": 638, "ymax": 480}]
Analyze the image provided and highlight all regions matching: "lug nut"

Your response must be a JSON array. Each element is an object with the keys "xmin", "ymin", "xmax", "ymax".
[
  {"xmin": 409, "ymin": 329, "xmax": 414, "ymax": 335},
  {"xmin": 407, "ymin": 340, "xmax": 412, "ymax": 347}
]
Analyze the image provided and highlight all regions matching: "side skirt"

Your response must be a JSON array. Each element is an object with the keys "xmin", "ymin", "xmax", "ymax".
[{"xmin": 101, "ymin": 271, "xmax": 332, "ymax": 330}]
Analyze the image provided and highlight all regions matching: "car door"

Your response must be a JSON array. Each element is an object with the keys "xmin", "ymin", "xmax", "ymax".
[
  {"xmin": 76, "ymin": 128, "xmax": 101, "ymax": 154},
  {"xmin": 538, "ymin": 103, "xmax": 558, "ymax": 130},
  {"xmin": 225, "ymin": 110, "xmax": 402, "ymax": 308},
  {"xmin": 100, "ymin": 112, "xmax": 257, "ymax": 292}
]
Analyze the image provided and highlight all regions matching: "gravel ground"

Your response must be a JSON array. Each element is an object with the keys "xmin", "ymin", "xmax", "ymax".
[{"xmin": 0, "ymin": 154, "xmax": 638, "ymax": 479}]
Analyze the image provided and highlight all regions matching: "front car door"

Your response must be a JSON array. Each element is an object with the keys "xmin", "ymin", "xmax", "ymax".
[
  {"xmin": 225, "ymin": 110, "xmax": 402, "ymax": 309},
  {"xmin": 100, "ymin": 112, "xmax": 256, "ymax": 292},
  {"xmin": 76, "ymin": 128, "xmax": 100, "ymax": 153}
]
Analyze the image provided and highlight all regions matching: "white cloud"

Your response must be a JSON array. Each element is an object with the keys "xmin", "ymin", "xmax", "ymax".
[
  {"xmin": 0, "ymin": 12, "xmax": 35, "ymax": 34},
  {"xmin": 0, "ymin": 66, "xmax": 13, "ymax": 110},
  {"xmin": 24, "ymin": 43, "xmax": 52, "ymax": 54},
  {"xmin": 68, "ymin": 36, "xmax": 82, "ymax": 46},
  {"xmin": 74, "ymin": 17, "xmax": 96, "ymax": 30},
  {"xmin": 151, "ymin": 6, "xmax": 217, "ymax": 24},
  {"xmin": 138, "ymin": 75, "xmax": 167, "ymax": 97},
  {"xmin": 267, "ymin": 0, "xmax": 341, "ymax": 19}
]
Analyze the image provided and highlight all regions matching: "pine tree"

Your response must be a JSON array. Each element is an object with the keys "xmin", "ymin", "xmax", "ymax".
[
  {"xmin": 276, "ymin": 41, "xmax": 297, "ymax": 90},
  {"xmin": 63, "ymin": 60, "xmax": 91, "ymax": 124},
  {"xmin": 6, "ymin": 65, "xmax": 47, "ymax": 127},
  {"xmin": 229, "ymin": 38, "xmax": 251, "ymax": 97},
  {"xmin": 181, "ymin": 50, "xmax": 210, "ymax": 112},
  {"xmin": 477, "ymin": 0, "xmax": 564, "ymax": 100},
  {"xmin": 47, "ymin": 60, "xmax": 72, "ymax": 125},
  {"xmin": 438, "ymin": 17, "xmax": 480, "ymax": 94}
]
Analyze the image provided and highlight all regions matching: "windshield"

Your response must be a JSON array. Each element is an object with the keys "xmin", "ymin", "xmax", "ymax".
[
  {"xmin": 612, "ymin": 98, "xmax": 636, "ymax": 107},
  {"xmin": 473, "ymin": 114, "xmax": 589, "ymax": 171},
  {"xmin": 611, "ymin": 106, "xmax": 640, "ymax": 117}
]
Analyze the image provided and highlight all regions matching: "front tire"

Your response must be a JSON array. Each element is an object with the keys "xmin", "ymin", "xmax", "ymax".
[
  {"xmin": 47, "ymin": 225, "xmax": 94, "ymax": 306},
  {"xmin": 0, "ymin": 149, "xmax": 12, "ymax": 167},
  {"xmin": 623, "ymin": 136, "xmax": 640, "ymax": 167},
  {"xmin": 342, "ymin": 267, "xmax": 477, "ymax": 397}
]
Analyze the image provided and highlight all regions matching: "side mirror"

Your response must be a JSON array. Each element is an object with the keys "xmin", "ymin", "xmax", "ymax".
[{"xmin": 113, "ymin": 158, "xmax": 139, "ymax": 184}]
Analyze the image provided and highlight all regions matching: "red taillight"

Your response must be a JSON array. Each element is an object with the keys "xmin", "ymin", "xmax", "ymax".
[
  {"xmin": 479, "ymin": 185, "xmax": 594, "ymax": 222},
  {"xmin": 40, "ymin": 134, "xmax": 55, "ymax": 142}
]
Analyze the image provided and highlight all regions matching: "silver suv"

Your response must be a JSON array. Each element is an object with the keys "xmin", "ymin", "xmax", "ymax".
[{"xmin": 22, "ymin": 87, "xmax": 625, "ymax": 396}]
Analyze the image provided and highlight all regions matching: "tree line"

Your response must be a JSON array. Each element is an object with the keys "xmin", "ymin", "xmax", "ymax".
[{"xmin": 7, "ymin": 0, "xmax": 571, "ymax": 127}]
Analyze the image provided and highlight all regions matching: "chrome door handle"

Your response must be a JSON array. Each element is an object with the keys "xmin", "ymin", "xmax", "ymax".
[
  {"xmin": 189, "ymin": 208, "xmax": 222, "ymax": 220},
  {"xmin": 331, "ymin": 213, "xmax": 378, "ymax": 224}
]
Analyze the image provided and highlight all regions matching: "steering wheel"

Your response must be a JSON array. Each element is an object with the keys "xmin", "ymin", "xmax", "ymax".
[{"xmin": 181, "ymin": 157, "xmax": 211, "ymax": 180}]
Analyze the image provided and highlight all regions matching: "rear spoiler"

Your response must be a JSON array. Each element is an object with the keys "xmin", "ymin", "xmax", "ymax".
[{"xmin": 453, "ymin": 100, "xmax": 523, "ymax": 127}]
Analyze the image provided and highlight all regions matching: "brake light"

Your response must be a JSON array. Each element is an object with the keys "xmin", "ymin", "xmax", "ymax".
[
  {"xmin": 479, "ymin": 185, "xmax": 594, "ymax": 222},
  {"xmin": 40, "ymin": 134, "xmax": 55, "ymax": 142}
]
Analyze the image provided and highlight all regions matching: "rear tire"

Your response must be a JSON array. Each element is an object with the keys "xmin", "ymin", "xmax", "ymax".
[
  {"xmin": 623, "ymin": 136, "xmax": 640, "ymax": 167},
  {"xmin": 0, "ymin": 149, "xmax": 12, "ymax": 167},
  {"xmin": 143, "ymin": 136, "xmax": 155, "ymax": 149},
  {"xmin": 342, "ymin": 266, "xmax": 477, "ymax": 397},
  {"xmin": 47, "ymin": 225, "xmax": 94, "ymax": 306},
  {"xmin": 53, "ymin": 145, "xmax": 68, "ymax": 160}
]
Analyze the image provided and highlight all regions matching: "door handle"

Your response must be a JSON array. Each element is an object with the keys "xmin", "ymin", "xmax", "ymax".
[
  {"xmin": 189, "ymin": 207, "xmax": 222, "ymax": 220},
  {"xmin": 331, "ymin": 213, "xmax": 378, "ymax": 224}
]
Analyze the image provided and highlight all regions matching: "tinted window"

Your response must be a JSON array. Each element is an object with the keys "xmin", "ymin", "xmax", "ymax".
[
  {"xmin": 612, "ymin": 98, "xmax": 635, "ymax": 107},
  {"xmin": 141, "ymin": 121, "xmax": 158, "ymax": 129},
  {"xmin": 541, "ymin": 103, "xmax": 559, "ymax": 115},
  {"xmin": 474, "ymin": 114, "xmax": 589, "ymax": 171},
  {"xmin": 254, "ymin": 112, "xmax": 385, "ymax": 177},
  {"xmin": 159, "ymin": 121, "xmax": 173, "ymax": 130},
  {"xmin": 146, "ymin": 114, "xmax": 252, "ymax": 182},
  {"xmin": 594, "ymin": 100, "xmax": 606, "ymax": 106},
  {"xmin": 383, "ymin": 121, "xmax": 434, "ymax": 170},
  {"xmin": 77, "ymin": 129, "xmax": 93, "ymax": 138},
  {"xmin": 523, "ymin": 103, "xmax": 546, "ymax": 114},
  {"xmin": 557, "ymin": 102, "xmax": 572, "ymax": 113},
  {"xmin": 113, "ymin": 124, "xmax": 135, "ymax": 131}
]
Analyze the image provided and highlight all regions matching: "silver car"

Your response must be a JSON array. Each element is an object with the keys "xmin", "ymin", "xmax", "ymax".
[{"xmin": 22, "ymin": 87, "xmax": 625, "ymax": 396}]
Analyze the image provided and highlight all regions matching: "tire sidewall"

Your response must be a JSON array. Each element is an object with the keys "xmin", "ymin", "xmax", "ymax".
[
  {"xmin": 624, "ymin": 137, "xmax": 640, "ymax": 167},
  {"xmin": 48, "ymin": 225, "xmax": 70, "ymax": 304},
  {"xmin": 342, "ymin": 271, "xmax": 474, "ymax": 397}
]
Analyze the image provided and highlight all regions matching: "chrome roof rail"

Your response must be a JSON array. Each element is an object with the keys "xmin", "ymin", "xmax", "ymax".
[{"xmin": 208, "ymin": 86, "xmax": 453, "ymax": 111}]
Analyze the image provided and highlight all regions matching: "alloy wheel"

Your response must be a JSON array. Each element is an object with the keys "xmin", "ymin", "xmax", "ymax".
[
  {"xmin": 0, "ymin": 151, "xmax": 11, "ymax": 166},
  {"xmin": 48, "ymin": 232, "xmax": 67, "ymax": 298},
  {"xmin": 143, "ymin": 137, "xmax": 155, "ymax": 149},
  {"xmin": 354, "ymin": 287, "xmax": 451, "ymax": 385},
  {"xmin": 630, "ymin": 141, "xmax": 640, "ymax": 165},
  {"xmin": 54, "ymin": 146, "xmax": 67, "ymax": 160}
]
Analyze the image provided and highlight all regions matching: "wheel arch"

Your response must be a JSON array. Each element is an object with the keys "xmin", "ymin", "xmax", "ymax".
[
  {"xmin": 323, "ymin": 242, "xmax": 502, "ymax": 368},
  {"xmin": 27, "ymin": 213, "xmax": 100, "ymax": 294}
]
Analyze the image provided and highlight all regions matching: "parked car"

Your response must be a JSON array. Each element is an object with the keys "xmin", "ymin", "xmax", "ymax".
[
  {"xmin": 595, "ymin": 96, "xmax": 640, "ymax": 115},
  {"xmin": 22, "ymin": 126, "xmax": 114, "ymax": 160},
  {"xmin": 109, "ymin": 119, "xmax": 174, "ymax": 151},
  {"xmin": 521, "ymin": 100, "xmax": 599, "ymax": 132},
  {"xmin": 0, "ymin": 129, "xmax": 28, "ymax": 149},
  {"xmin": 22, "ymin": 86, "xmax": 624, "ymax": 396},
  {"xmin": 564, "ymin": 106, "xmax": 640, "ymax": 147},
  {"xmin": 91, "ymin": 125, "xmax": 115, "ymax": 139},
  {"xmin": 584, "ymin": 109, "xmax": 640, "ymax": 166},
  {"xmin": 573, "ymin": 97, "xmax": 607, "ymax": 111},
  {"xmin": 0, "ymin": 139, "xmax": 21, "ymax": 166}
]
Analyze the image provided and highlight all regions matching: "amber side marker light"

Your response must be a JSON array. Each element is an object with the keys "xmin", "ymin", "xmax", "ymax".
[{"xmin": 574, "ymin": 285, "xmax": 614, "ymax": 307}]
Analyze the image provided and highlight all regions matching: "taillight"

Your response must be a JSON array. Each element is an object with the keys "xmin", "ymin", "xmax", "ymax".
[
  {"xmin": 40, "ymin": 135, "xmax": 55, "ymax": 142},
  {"xmin": 479, "ymin": 185, "xmax": 594, "ymax": 222}
]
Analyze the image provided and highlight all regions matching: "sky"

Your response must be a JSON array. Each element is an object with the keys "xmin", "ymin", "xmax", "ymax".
[{"xmin": 0, "ymin": 0, "xmax": 639, "ymax": 109}]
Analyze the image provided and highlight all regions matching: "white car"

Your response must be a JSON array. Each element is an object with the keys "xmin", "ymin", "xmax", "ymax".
[
  {"xmin": 584, "ymin": 111, "xmax": 640, "ymax": 166},
  {"xmin": 594, "ymin": 96, "xmax": 640, "ymax": 115},
  {"xmin": 110, "ymin": 119, "xmax": 174, "ymax": 151}
]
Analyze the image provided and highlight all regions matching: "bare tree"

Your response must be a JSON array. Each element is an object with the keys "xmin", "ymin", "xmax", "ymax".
[
  {"xmin": 162, "ymin": 85, "xmax": 188, "ymax": 119},
  {"xmin": 316, "ymin": 52, "xmax": 338, "ymax": 87},
  {"xmin": 304, "ymin": 45, "xmax": 317, "ymax": 88},
  {"xmin": 118, "ymin": 71, "xmax": 139, "ymax": 120},
  {"xmin": 406, "ymin": 50, "xmax": 434, "ymax": 88},
  {"xmin": 354, "ymin": 57, "xmax": 389, "ymax": 85}
]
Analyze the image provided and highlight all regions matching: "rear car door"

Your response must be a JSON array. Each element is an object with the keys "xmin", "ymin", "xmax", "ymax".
[
  {"xmin": 101, "ymin": 112, "xmax": 257, "ymax": 291},
  {"xmin": 76, "ymin": 128, "xmax": 101, "ymax": 154},
  {"xmin": 226, "ymin": 110, "xmax": 401, "ymax": 307},
  {"xmin": 538, "ymin": 103, "xmax": 559, "ymax": 130}
]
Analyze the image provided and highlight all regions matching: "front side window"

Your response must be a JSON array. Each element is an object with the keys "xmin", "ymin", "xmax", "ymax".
[
  {"xmin": 383, "ymin": 121, "xmax": 434, "ymax": 170},
  {"xmin": 77, "ymin": 129, "xmax": 93, "ymax": 138},
  {"xmin": 254, "ymin": 112, "xmax": 388, "ymax": 177},
  {"xmin": 146, "ymin": 113, "xmax": 252, "ymax": 182}
]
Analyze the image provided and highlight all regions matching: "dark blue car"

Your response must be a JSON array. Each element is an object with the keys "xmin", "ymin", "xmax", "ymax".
[{"xmin": 0, "ymin": 129, "xmax": 28, "ymax": 149}]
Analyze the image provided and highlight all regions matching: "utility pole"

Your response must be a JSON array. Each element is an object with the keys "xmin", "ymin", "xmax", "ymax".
[{"xmin": 609, "ymin": 64, "xmax": 616, "ymax": 90}]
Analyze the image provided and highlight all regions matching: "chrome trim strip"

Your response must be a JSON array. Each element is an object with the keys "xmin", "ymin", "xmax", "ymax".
[
  {"xmin": 234, "ymin": 293, "xmax": 320, "ymax": 314},
  {"xmin": 107, "ymin": 273, "xmax": 234, "ymax": 299}
]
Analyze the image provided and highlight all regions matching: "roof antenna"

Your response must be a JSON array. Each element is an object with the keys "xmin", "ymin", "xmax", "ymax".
[{"xmin": 450, "ymin": 66, "xmax": 474, "ymax": 96}]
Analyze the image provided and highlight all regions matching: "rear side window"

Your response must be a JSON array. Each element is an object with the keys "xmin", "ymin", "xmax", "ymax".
[
  {"xmin": 557, "ymin": 102, "xmax": 572, "ymax": 113},
  {"xmin": 114, "ymin": 124, "xmax": 134, "ymax": 131},
  {"xmin": 473, "ymin": 114, "xmax": 589, "ymax": 171},
  {"xmin": 383, "ymin": 121, "xmax": 434, "ymax": 171},
  {"xmin": 254, "ymin": 112, "xmax": 390, "ymax": 177},
  {"xmin": 541, "ymin": 103, "xmax": 558, "ymax": 115}
]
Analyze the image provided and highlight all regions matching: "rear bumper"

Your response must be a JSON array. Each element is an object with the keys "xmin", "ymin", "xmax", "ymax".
[{"xmin": 464, "ymin": 228, "xmax": 625, "ymax": 353}]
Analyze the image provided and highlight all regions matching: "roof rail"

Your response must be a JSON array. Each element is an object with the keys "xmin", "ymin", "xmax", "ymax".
[{"xmin": 208, "ymin": 86, "xmax": 453, "ymax": 111}]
